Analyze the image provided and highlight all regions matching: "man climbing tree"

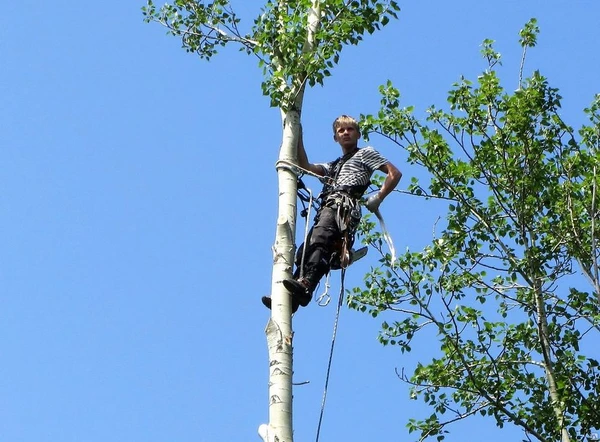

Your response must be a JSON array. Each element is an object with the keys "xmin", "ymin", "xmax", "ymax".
[
  {"xmin": 142, "ymin": 2, "xmax": 400, "ymax": 440},
  {"xmin": 262, "ymin": 115, "xmax": 401, "ymax": 312}
]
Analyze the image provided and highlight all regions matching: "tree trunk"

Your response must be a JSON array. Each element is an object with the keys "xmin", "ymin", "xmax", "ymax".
[
  {"xmin": 259, "ymin": 110, "xmax": 301, "ymax": 442},
  {"xmin": 258, "ymin": 4, "xmax": 320, "ymax": 441},
  {"xmin": 533, "ymin": 283, "xmax": 571, "ymax": 442}
]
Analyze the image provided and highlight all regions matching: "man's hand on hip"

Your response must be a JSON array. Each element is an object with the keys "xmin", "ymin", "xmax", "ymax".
[{"xmin": 365, "ymin": 193, "xmax": 382, "ymax": 212}]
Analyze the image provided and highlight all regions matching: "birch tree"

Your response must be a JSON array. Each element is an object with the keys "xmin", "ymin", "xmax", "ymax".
[
  {"xmin": 142, "ymin": 1, "xmax": 399, "ymax": 440},
  {"xmin": 353, "ymin": 21, "xmax": 600, "ymax": 441}
]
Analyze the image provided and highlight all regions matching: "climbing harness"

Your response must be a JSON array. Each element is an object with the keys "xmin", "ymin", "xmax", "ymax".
[
  {"xmin": 315, "ymin": 268, "xmax": 347, "ymax": 442},
  {"xmin": 281, "ymin": 154, "xmax": 396, "ymax": 265}
]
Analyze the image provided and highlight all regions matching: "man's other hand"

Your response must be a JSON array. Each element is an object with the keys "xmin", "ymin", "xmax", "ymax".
[{"xmin": 365, "ymin": 193, "xmax": 382, "ymax": 212}]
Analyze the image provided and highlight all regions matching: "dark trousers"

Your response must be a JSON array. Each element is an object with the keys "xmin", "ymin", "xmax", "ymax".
[{"xmin": 295, "ymin": 206, "xmax": 345, "ymax": 285}]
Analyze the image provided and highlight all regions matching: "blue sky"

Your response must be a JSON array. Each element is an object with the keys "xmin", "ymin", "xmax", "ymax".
[{"xmin": 1, "ymin": 1, "xmax": 599, "ymax": 441}]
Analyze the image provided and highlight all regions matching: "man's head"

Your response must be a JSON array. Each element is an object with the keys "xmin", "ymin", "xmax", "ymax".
[{"xmin": 332, "ymin": 115, "xmax": 361, "ymax": 149}]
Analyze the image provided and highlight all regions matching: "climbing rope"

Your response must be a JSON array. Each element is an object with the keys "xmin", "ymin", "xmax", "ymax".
[
  {"xmin": 315, "ymin": 268, "xmax": 346, "ymax": 442},
  {"xmin": 275, "ymin": 159, "xmax": 331, "ymax": 185},
  {"xmin": 298, "ymin": 179, "xmax": 313, "ymax": 279}
]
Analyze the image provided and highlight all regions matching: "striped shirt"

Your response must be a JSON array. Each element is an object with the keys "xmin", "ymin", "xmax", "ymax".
[{"xmin": 319, "ymin": 146, "xmax": 388, "ymax": 189}]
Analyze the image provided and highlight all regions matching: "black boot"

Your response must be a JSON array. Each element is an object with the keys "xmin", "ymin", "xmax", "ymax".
[
  {"xmin": 261, "ymin": 295, "xmax": 300, "ymax": 313},
  {"xmin": 282, "ymin": 276, "xmax": 315, "ymax": 307}
]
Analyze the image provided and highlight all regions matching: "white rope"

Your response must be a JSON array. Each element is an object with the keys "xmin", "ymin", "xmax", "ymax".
[
  {"xmin": 373, "ymin": 207, "xmax": 396, "ymax": 263},
  {"xmin": 275, "ymin": 160, "xmax": 331, "ymax": 184}
]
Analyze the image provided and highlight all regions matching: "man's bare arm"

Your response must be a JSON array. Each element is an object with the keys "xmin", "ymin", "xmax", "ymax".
[
  {"xmin": 365, "ymin": 161, "xmax": 402, "ymax": 212},
  {"xmin": 297, "ymin": 126, "xmax": 325, "ymax": 176},
  {"xmin": 377, "ymin": 162, "xmax": 402, "ymax": 200}
]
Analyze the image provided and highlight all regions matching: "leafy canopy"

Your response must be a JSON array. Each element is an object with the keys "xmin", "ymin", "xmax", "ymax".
[
  {"xmin": 355, "ymin": 19, "xmax": 600, "ymax": 442},
  {"xmin": 143, "ymin": 0, "xmax": 399, "ymax": 109}
]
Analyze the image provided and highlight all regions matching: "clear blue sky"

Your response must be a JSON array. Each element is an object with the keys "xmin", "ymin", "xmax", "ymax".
[{"xmin": 1, "ymin": 1, "xmax": 599, "ymax": 441}]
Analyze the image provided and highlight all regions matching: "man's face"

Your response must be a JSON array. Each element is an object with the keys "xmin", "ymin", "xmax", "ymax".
[{"xmin": 334, "ymin": 124, "xmax": 360, "ymax": 148}]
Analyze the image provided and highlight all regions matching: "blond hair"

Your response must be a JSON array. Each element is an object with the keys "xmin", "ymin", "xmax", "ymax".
[{"xmin": 332, "ymin": 115, "xmax": 360, "ymax": 137}]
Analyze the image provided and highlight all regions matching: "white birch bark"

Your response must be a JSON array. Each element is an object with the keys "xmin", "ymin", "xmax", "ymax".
[
  {"xmin": 259, "ymin": 3, "xmax": 321, "ymax": 441},
  {"xmin": 261, "ymin": 110, "xmax": 300, "ymax": 442}
]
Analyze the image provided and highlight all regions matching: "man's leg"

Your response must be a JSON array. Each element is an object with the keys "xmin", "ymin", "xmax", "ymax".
[{"xmin": 284, "ymin": 207, "xmax": 340, "ymax": 306}]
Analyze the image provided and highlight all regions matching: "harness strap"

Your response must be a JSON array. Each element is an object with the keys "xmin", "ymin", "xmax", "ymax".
[
  {"xmin": 325, "ymin": 192, "xmax": 360, "ymax": 232},
  {"xmin": 319, "ymin": 149, "xmax": 360, "ymax": 202}
]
